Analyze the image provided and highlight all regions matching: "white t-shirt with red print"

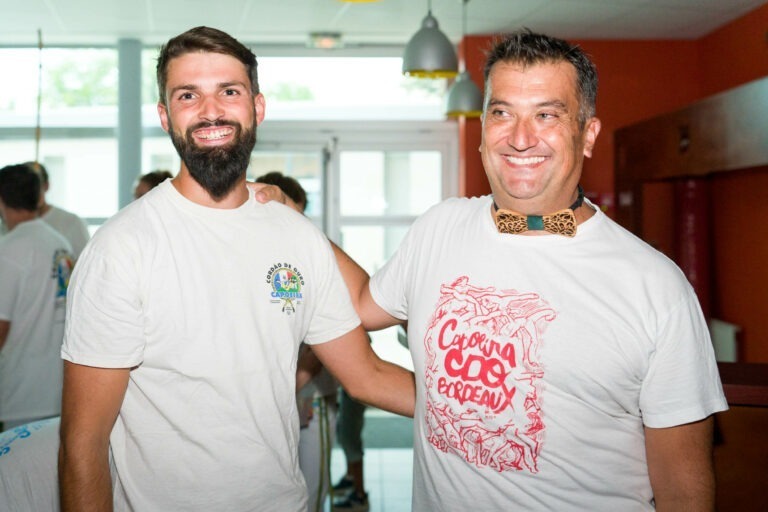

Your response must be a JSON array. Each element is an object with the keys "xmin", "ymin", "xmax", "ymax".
[{"xmin": 370, "ymin": 195, "xmax": 727, "ymax": 512}]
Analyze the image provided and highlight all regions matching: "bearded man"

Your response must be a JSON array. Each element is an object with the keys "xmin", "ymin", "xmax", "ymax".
[{"xmin": 58, "ymin": 26, "xmax": 415, "ymax": 512}]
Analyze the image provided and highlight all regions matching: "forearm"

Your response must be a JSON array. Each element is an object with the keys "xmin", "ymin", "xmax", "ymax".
[
  {"xmin": 59, "ymin": 362, "xmax": 129, "ymax": 512},
  {"xmin": 345, "ymin": 358, "xmax": 415, "ymax": 418},
  {"xmin": 0, "ymin": 320, "xmax": 9, "ymax": 351},
  {"xmin": 312, "ymin": 327, "xmax": 415, "ymax": 417},
  {"xmin": 59, "ymin": 441, "xmax": 113, "ymax": 511}
]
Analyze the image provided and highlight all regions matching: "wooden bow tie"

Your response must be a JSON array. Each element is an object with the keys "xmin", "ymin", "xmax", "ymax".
[{"xmin": 493, "ymin": 187, "xmax": 584, "ymax": 238}]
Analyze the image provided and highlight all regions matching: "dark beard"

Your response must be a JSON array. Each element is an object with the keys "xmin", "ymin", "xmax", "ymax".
[{"xmin": 168, "ymin": 119, "xmax": 256, "ymax": 201}]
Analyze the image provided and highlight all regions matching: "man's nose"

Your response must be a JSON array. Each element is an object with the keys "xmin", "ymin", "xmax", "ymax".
[
  {"xmin": 506, "ymin": 118, "xmax": 537, "ymax": 151},
  {"xmin": 198, "ymin": 95, "xmax": 224, "ymax": 122}
]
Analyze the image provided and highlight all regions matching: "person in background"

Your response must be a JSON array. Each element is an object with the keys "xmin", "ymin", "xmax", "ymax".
[
  {"xmin": 24, "ymin": 162, "xmax": 90, "ymax": 261},
  {"xmin": 0, "ymin": 164, "xmax": 74, "ymax": 432},
  {"xmin": 330, "ymin": 388, "xmax": 369, "ymax": 511},
  {"xmin": 256, "ymin": 171, "xmax": 370, "ymax": 512},
  {"xmin": 133, "ymin": 169, "xmax": 174, "ymax": 199},
  {"xmin": 58, "ymin": 26, "xmax": 414, "ymax": 512},
  {"xmin": 256, "ymin": 170, "xmax": 341, "ymax": 512},
  {"xmin": 259, "ymin": 28, "xmax": 728, "ymax": 511}
]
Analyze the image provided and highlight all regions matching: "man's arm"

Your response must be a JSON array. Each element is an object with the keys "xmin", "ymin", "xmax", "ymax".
[
  {"xmin": 59, "ymin": 361, "xmax": 130, "ymax": 512},
  {"xmin": 328, "ymin": 242, "xmax": 402, "ymax": 332},
  {"xmin": 296, "ymin": 344, "xmax": 324, "ymax": 392},
  {"xmin": 644, "ymin": 416, "xmax": 716, "ymax": 511},
  {"xmin": 0, "ymin": 320, "xmax": 9, "ymax": 351},
  {"xmin": 311, "ymin": 325, "xmax": 415, "ymax": 417}
]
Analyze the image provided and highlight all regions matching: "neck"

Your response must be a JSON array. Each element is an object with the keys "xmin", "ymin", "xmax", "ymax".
[
  {"xmin": 494, "ymin": 186, "xmax": 586, "ymax": 215},
  {"xmin": 172, "ymin": 168, "xmax": 249, "ymax": 209},
  {"xmin": 4, "ymin": 208, "xmax": 38, "ymax": 231}
]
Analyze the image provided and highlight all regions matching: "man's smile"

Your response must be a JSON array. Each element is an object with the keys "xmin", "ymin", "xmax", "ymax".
[
  {"xmin": 503, "ymin": 155, "xmax": 547, "ymax": 166},
  {"xmin": 193, "ymin": 126, "xmax": 235, "ymax": 144}
]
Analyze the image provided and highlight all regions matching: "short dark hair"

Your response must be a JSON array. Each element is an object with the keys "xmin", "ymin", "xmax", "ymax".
[
  {"xmin": 156, "ymin": 26, "xmax": 259, "ymax": 105},
  {"xmin": 139, "ymin": 169, "xmax": 174, "ymax": 190},
  {"xmin": 0, "ymin": 164, "xmax": 42, "ymax": 211},
  {"xmin": 483, "ymin": 28, "xmax": 598, "ymax": 126},
  {"xmin": 24, "ymin": 161, "xmax": 49, "ymax": 186},
  {"xmin": 255, "ymin": 171, "xmax": 307, "ymax": 211}
]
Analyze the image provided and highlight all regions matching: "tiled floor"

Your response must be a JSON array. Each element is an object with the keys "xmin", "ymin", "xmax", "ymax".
[{"xmin": 328, "ymin": 447, "xmax": 413, "ymax": 512}]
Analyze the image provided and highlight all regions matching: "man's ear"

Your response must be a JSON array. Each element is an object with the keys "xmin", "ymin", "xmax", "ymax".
[
  {"xmin": 582, "ymin": 117, "xmax": 601, "ymax": 158},
  {"xmin": 254, "ymin": 93, "xmax": 266, "ymax": 126},
  {"xmin": 157, "ymin": 102, "xmax": 170, "ymax": 133}
]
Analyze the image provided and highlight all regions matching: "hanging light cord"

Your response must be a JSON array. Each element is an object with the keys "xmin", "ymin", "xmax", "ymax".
[
  {"xmin": 459, "ymin": 0, "xmax": 469, "ymax": 73},
  {"xmin": 462, "ymin": 0, "xmax": 468, "ymax": 40},
  {"xmin": 35, "ymin": 29, "xmax": 43, "ymax": 163}
]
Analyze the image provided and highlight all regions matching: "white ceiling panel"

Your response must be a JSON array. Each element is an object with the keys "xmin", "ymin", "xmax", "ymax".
[{"xmin": 0, "ymin": 0, "xmax": 764, "ymax": 47}]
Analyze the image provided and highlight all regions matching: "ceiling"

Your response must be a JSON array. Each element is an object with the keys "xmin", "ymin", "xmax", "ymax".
[{"xmin": 2, "ymin": 0, "xmax": 765, "ymax": 50}]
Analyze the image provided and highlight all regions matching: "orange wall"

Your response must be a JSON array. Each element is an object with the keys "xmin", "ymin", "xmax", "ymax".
[
  {"xmin": 711, "ymin": 168, "xmax": 768, "ymax": 362},
  {"xmin": 699, "ymin": 3, "xmax": 768, "ymax": 97},
  {"xmin": 457, "ymin": 37, "xmax": 489, "ymax": 198}
]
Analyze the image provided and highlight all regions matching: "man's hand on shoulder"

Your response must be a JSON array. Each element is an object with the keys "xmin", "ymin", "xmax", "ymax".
[{"xmin": 246, "ymin": 182, "xmax": 301, "ymax": 213}]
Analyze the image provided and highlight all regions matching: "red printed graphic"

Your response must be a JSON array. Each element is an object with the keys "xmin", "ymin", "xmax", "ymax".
[{"xmin": 424, "ymin": 276, "xmax": 554, "ymax": 473}]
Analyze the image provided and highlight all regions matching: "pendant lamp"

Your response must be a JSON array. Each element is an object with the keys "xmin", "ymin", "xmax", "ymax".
[
  {"xmin": 402, "ymin": 0, "xmax": 458, "ymax": 78},
  {"xmin": 445, "ymin": 0, "xmax": 483, "ymax": 117}
]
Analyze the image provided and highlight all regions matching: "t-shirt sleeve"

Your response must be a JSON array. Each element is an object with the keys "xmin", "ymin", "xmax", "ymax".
[
  {"xmin": 639, "ymin": 285, "xmax": 728, "ymax": 428},
  {"xmin": 368, "ymin": 223, "xmax": 417, "ymax": 322},
  {"xmin": 61, "ymin": 235, "xmax": 145, "ymax": 368},
  {"xmin": 302, "ymin": 235, "xmax": 361, "ymax": 345}
]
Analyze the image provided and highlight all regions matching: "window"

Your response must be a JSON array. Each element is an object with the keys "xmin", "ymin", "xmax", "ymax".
[{"xmin": 0, "ymin": 48, "xmax": 119, "ymax": 226}]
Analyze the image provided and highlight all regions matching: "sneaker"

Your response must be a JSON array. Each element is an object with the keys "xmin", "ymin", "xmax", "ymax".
[
  {"xmin": 333, "ymin": 491, "xmax": 369, "ymax": 512},
  {"xmin": 331, "ymin": 476, "xmax": 355, "ymax": 496}
]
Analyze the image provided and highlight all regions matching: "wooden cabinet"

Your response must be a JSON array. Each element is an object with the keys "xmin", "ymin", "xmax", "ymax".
[{"xmin": 614, "ymin": 77, "xmax": 768, "ymax": 235}]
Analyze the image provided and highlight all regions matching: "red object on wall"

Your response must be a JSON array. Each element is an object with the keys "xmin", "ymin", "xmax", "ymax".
[{"xmin": 674, "ymin": 178, "xmax": 711, "ymax": 318}]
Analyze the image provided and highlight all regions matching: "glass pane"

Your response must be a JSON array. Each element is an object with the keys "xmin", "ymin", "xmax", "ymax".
[
  {"xmin": 371, "ymin": 326, "xmax": 413, "ymax": 371},
  {"xmin": 340, "ymin": 150, "xmax": 441, "ymax": 216},
  {"xmin": 0, "ymin": 48, "xmax": 118, "ymax": 127},
  {"xmin": 340, "ymin": 225, "xmax": 412, "ymax": 370},
  {"xmin": 248, "ymin": 151, "xmax": 323, "ymax": 222},
  {"xmin": 259, "ymin": 57, "xmax": 446, "ymax": 121},
  {"xmin": 0, "ymin": 136, "xmax": 118, "ymax": 219},
  {"xmin": 142, "ymin": 136, "xmax": 180, "ymax": 179},
  {"xmin": 142, "ymin": 48, "xmax": 161, "ymax": 106},
  {"xmin": 339, "ymin": 225, "xmax": 408, "ymax": 276}
]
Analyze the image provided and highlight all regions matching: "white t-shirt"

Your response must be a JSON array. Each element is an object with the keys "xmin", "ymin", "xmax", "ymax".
[
  {"xmin": 62, "ymin": 181, "xmax": 360, "ymax": 512},
  {"xmin": 0, "ymin": 417, "xmax": 61, "ymax": 512},
  {"xmin": 0, "ymin": 220, "xmax": 73, "ymax": 423},
  {"xmin": 42, "ymin": 205, "xmax": 90, "ymax": 260},
  {"xmin": 370, "ymin": 195, "xmax": 728, "ymax": 512}
]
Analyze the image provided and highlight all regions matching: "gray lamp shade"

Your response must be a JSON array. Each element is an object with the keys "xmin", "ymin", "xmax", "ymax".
[
  {"xmin": 446, "ymin": 71, "xmax": 483, "ymax": 117},
  {"xmin": 402, "ymin": 12, "xmax": 458, "ymax": 78}
]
